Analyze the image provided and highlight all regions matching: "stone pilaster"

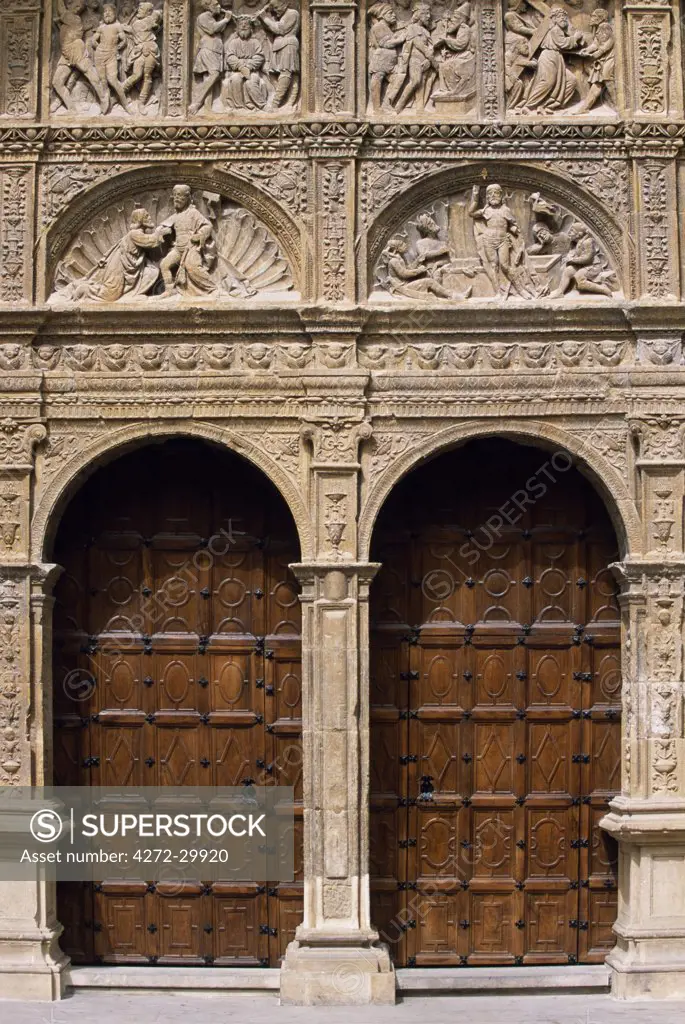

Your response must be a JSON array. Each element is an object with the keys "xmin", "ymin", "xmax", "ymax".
[
  {"xmin": 634, "ymin": 154, "xmax": 680, "ymax": 300},
  {"xmin": 622, "ymin": 1, "xmax": 683, "ymax": 119},
  {"xmin": 602, "ymin": 416, "xmax": 685, "ymax": 998},
  {"xmin": 280, "ymin": 561, "xmax": 394, "ymax": 1005},
  {"xmin": 310, "ymin": 0, "xmax": 357, "ymax": 117}
]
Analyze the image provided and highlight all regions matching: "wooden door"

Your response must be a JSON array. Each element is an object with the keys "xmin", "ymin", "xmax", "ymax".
[
  {"xmin": 370, "ymin": 440, "xmax": 620, "ymax": 967},
  {"xmin": 53, "ymin": 439, "xmax": 303, "ymax": 966}
]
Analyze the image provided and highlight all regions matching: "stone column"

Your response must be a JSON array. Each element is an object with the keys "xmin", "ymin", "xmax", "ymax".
[
  {"xmin": 0, "ymin": 416, "xmax": 68, "ymax": 1001},
  {"xmin": 602, "ymin": 415, "xmax": 685, "ymax": 998},
  {"xmin": 280, "ymin": 413, "xmax": 395, "ymax": 1004}
]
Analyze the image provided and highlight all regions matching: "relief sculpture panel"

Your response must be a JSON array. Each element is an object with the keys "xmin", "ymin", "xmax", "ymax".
[
  {"xmin": 367, "ymin": 0, "xmax": 478, "ymax": 116},
  {"xmin": 50, "ymin": 0, "xmax": 164, "ymax": 116},
  {"xmin": 373, "ymin": 182, "xmax": 620, "ymax": 301},
  {"xmin": 190, "ymin": 0, "xmax": 300, "ymax": 114},
  {"xmin": 49, "ymin": 183, "xmax": 296, "ymax": 303},
  {"xmin": 504, "ymin": 1, "xmax": 617, "ymax": 116}
]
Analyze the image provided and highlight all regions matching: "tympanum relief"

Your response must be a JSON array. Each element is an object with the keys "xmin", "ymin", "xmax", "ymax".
[
  {"xmin": 373, "ymin": 183, "xmax": 619, "ymax": 302},
  {"xmin": 190, "ymin": 0, "xmax": 300, "ymax": 114},
  {"xmin": 367, "ymin": 0, "xmax": 478, "ymax": 116},
  {"xmin": 50, "ymin": 0, "xmax": 164, "ymax": 116},
  {"xmin": 50, "ymin": 184, "xmax": 296, "ymax": 303},
  {"xmin": 504, "ymin": 1, "xmax": 616, "ymax": 116}
]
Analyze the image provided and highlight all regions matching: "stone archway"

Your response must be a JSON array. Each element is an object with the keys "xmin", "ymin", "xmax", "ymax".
[
  {"xmin": 50, "ymin": 437, "xmax": 304, "ymax": 966},
  {"xmin": 368, "ymin": 438, "xmax": 621, "ymax": 967}
]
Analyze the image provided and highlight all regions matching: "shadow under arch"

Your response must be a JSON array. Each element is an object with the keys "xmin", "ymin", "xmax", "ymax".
[
  {"xmin": 366, "ymin": 160, "xmax": 628, "ymax": 296},
  {"xmin": 359, "ymin": 419, "xmax": 640, "ymax": 563},
  {"xmin": 35, "ymin": 421, "xmax": 313, "ymax": 564},
  {"xmin": 42, "ymin": 162, "xmax": 303, "ymax": 300}
]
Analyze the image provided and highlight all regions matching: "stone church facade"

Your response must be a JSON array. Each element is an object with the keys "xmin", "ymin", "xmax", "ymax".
[{"xmin": 0, "ymin": 0, "xmax": 685, "ymax": 1007}]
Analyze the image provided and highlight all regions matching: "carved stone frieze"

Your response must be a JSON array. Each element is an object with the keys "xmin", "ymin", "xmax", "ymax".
[
  {"xmin": 0, "ymin": 6, "xmax": 39, "ymax": 118},
  {"xmin": 227, "ymin": 159, "xmax": 308, "ymax": 216},
  {"xmin": 190, "ymin": 0, "xmax": 300, "ymax": 114},
  {"xmin": 367, "ymin": 0, "xmax": 478, "ymax": 117},
  {"xmin": 360, "ymin": 159, "xmax": 452, "ymax": 226},
  {"xmin": 504, "ymin": 2, "xmax": 617, "ymax": 117},
  {"xmin": 630, "ymin": 416, "xmax": 684, "ymax": 461},
  {"xmin": 50, "ymin": 0, "xmax": 165, "ymax": 117},
  {"xmin": 0, "ymin": 165, "xmax": 32, "ymax": 306}
]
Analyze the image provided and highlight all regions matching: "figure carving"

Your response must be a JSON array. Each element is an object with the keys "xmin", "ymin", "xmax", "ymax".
[
  {"xmin": 190, "ymin": 0, "xmax": 233, "ymax": 114},
  {"xmin": 50, "ymin": 184, "xmax": 295, "ymax": 304},
  {"xmin": 367, "ymin": 0, "xmax": 476, "ymax": 115},
  {"xmin": 504, "ymin": 1, "xmax": 616, "ymax": 116},
  {"xmin": 190, "ymin": 0, "xmax": 300, "ymax": 113},
  {"xmin": 51, "ymin": 0, "xmax": 163, "ymax": 115},
  {"xmin": 51, "ymin": 0, "xmax": 110, "ymax": 113},
  {"xmin": 372, "ymin": 183, "xmax": 619, "ymax": 303}
]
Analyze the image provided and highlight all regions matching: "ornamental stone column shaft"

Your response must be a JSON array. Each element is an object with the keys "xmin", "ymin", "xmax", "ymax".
[
  {"xmin": 280, "ymin": 408, "xmax": 395, "ymax": 1004},
  {"xmin": 602, "ymin": 414, "xmax": 685, "ymax": 998}
]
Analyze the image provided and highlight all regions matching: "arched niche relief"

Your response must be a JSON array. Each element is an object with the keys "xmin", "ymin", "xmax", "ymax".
[
  {"xmin": 367, "ymin": 163, "xmax": 628, "ymax": 303},
  {"xmin": 359, "ymin": 420, "xmax": 641, "ymax": 564},
  {"xmin": 34, "ymin": 422, "xmax": 314, "ymax": 566},
  {"xmin": 42, "ymin": 165, "xmax": 303, "ymax": 305}
]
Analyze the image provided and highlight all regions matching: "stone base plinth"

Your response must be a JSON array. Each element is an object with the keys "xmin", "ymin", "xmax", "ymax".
[
  {"xmin": 280, "ymin": 938, "xmax": 396, "ymax": 1005},
  {"xmin": 602, "ymin": 798, "xmax": 685, "ymax": 1001},
  {"xmin": 0, "ymin": 938, "xmax": 68, "ymax": 1001}
]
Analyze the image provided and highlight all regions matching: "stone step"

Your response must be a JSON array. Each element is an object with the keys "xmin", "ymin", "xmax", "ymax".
[
  {"xmin": 66, "ymin": 965, "xmax": 280, "ymax": 993},
  {"xmin": 396, "ymin": 964, "xmax": 611, "ymax": 994}
]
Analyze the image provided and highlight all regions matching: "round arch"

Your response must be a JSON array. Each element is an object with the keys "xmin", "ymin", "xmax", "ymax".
[
  {"xmin": 366, "ymin": 161, "xmax": 629, "ymax": 296},
  {"xmin": 359, "ymin": 419, "xmax": 640, "ymax": 561},
  {"xmin": 34, "ymin": 420, "xmax": 313, "ymax": 563},
  {"xmin": 41, "ymin": 162, "xmax": 304, "ymax": 300}
]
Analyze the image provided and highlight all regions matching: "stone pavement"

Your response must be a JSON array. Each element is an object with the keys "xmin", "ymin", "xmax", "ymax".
[{"xmin": 3, "ymin": 993, "xmax": 685, "ymax": 1024}]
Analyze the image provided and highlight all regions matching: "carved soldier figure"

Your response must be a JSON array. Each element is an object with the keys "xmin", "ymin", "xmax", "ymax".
[
  {"xmin": 367, "ymin": 3, "xmax": 407, "ymax": 112},
  {"xmin": 577, "ymin": 8, "xmax": 615, "ymax": 112},
  {"xmin": 122, "ymin": 1, "xmax": 163, "ymax": 109},
  {"xmin": 468, "ymin": 183, "xmax": 537, "ymax": 299},
  {"xmin": 223, "ymin": 17, "xmax": 269, "ymax": 110},
  {"xmin": 190, "ymin": 0, "xmax": 233, "ymax": 115},
  {"xmin": 380, "ymin": 236, "xmax": 453, "ymax": 299},
  {"xmin": 258, "ymin": 0, "xmax": 300, "ymax": 109},
  {"xmin": 51, "ymin": 0, "xmax": 110, "ymax": 113},
  {"xmin": 386, "ymin": 3, "xmax": 435, "ymax": 113},
  {"xmin": 92, "ymin": 4, "xmax": 132, "ymax": 112},
  {"xmin": 549, "ymin": 222, "xmax": 616, "ymax": 298}
]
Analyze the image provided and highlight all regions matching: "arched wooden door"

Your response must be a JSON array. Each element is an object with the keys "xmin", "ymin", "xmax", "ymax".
[
  {"xmin": 370, "ymin": 440, "xmax": 620, "ymax": 967},
  {"xmin": 52, "ymin": 439, "xmax": 303, "ymax": 966}
]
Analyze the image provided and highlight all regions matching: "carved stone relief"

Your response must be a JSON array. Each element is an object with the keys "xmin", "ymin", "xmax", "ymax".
[
  {"xmin": 367, "ymin": 0, "xmax": 478, "ymax": 116},
  {"xmin": 0, "ymin": 578, "xmax": 24, "ymax": 786},
  {"xmin": 372, "ymin": 182, "xmax": 620, "ymax": 301},
  {"xmin": 504, "ymin": 1, "xmax": 617, "ymax": 117},
  {"xmin": 50, "ymin": 0, "xmax": 164, "ymax": 117},
  {"xmin": 49, "ymin": 183, "xmax": 296, "ymax": 303},
  {"xmin": 0, "ymin": 5, "xmax": 39, "ymax": 118},
  {"xmin": 190, "ymin": 0, "xmax": 300, "ymax": 114}
]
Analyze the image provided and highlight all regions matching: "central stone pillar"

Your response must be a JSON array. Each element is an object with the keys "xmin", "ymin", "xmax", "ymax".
[{"xmin": 280, "ymin": 561, "xmax": 395, "ymax": 1004}]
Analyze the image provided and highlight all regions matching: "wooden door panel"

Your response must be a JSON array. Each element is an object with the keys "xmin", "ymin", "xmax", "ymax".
[
  {"xmin": 370, "ymin": 441, "xmax": 621, "ymax": 968},
  {"xmin": 54, "ymin": 440, "xmax": 303, "ymax": 966}
]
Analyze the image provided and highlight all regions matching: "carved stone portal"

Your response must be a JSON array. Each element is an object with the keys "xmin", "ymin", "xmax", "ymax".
[
  {"xmin": 49, "ymin": 184, "xmax": 296, "ymax": 303},
  {"xmin": 373, "ymin": 182, "xmax": 620, "ymax": 301}
]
